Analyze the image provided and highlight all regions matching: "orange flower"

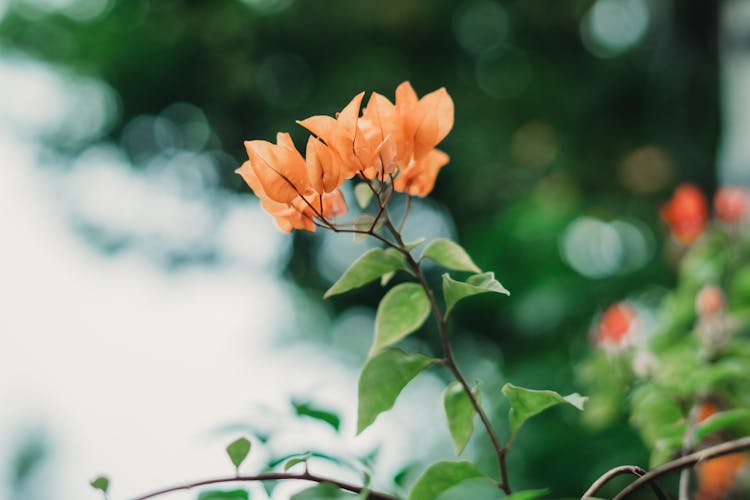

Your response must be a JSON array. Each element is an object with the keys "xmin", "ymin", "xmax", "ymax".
[
  {"xmin": 236, "ymin": 133, "xmax": 348, "ymax": 233},
  {"xmin": 696, "ymin": 453, "xmax": 747, "ymax": 500},
  {"xmin": 714, "ymin": 186, "xmax": 749, "ymax": 224},
  {"xmin": 394, "ymin": 81, "xmax": 454, "ymax": 162},
  {"xmin": 392, "ymin": 149, "xmax": 450, "ymax": 197},
  {"xmin": 661, "ymin": 183, "xmax": 708, "ymax": 244},
  {"xmin": 297, "ymin": 92, "xmax": 366, "ymax": 180},
  {"xmin": 238, "ymin": 81, "xmax": 454, "ymax": 231},
  {"xmin": 297, "ymin": 82, "xmax": 454, "ymax": 193},
  {"xmin": 593, "ymin": 302, "xmax": 638, "ymax": 351}
]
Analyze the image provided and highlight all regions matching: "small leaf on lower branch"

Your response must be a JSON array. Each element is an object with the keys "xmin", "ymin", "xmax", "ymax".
[
  {"xmin": 357, "ymin": 348, "xmax": 436, "ymax": 434},
  {"xmin": 197, "ymin": 489, "xmax": 249, "ymax": 500},
  {"xmin": 407, "ymin": 460, "xmax": 491, "ymax": 500}
]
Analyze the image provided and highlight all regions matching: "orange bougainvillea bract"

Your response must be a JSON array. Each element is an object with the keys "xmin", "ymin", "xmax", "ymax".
[
  {"xmin": 237, "ymin": 82, "xmax": 454, "ymax": 232},
  {"xmin": 594, "ymin": 302, "xmax": 638, "ymax": 350},
  {"xmin": 660, "ymin": 183, "xmax": 709, "ymax": 244},
  {"xmin": 714, "ymin": 186, "xmax": 750, "ymax": 224}
]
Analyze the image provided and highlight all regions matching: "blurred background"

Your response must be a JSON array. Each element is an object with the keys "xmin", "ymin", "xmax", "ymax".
[{"xmin": 0, "ymin": 0, "xmax": 744, "ymax": 498}]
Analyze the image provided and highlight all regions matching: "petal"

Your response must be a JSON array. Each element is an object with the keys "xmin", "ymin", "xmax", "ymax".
[
  {"xmin": 244, "ymin": 138, "xmax": 310, "ymax": 204},
  {"xmin": 235, "ymin": 160, "xmax": 266, "ymax": 198},
  {"xmin": 393, "ymin": 149, "xmax": 449, "ymax": 197},
  {"xmin": 297, "ymin": 115, "xmax": 338, "ymax": 145},
  {"xmin": 306, "ymin": 136, "xmax": 342, "ymax": 193},
  {"xmin": 413, "ymin": 88, "xmax": 454, "ymax": 160}
]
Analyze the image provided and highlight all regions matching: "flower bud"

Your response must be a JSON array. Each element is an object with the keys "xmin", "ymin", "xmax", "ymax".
[
  {"xmin": 593, "ymin": 302, "xmax": 638, "ymax": 352},
  {"xmin": 696, "ymin": 285, "xmax": 724, "ymax": 319},
  {"xmin": 660, "ymin": 183, "xmax": 708, "ymax": 244}
]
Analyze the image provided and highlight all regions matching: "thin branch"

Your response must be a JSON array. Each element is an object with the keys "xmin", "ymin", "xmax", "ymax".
[
  {"xmin": 612, "ymin": 436, "xmax": 750, "ymax": 499},
  {"xmin": 399, "ymin": 194, "xmax": 412, "ymax": 233},
  {"xmin": 130, "ymin": 472, "xmax": 397, "ymax": 500},
  {"xmin": 379, "ymin": 215, "xmax": 511, "ymax": 494},
  {"xmin": 581, "ymin": 465, "xmax": 667, "ymax": 500}
]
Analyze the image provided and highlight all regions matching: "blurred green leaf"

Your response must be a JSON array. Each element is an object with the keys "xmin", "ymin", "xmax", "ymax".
[
  {"xmin": 292, "ymin": 401, "xmax": 341, "ymax": 431},
  {"xmin": 443, "ymin": 272, "xmax": 510, "ymax": 316},
  {"xmin": 268, "ymin": 451, "xmax": 347, "ymax": 470},
  {"xmin": 630, "ymin": 384, "xmax": 685, "ymax": 448},
  {"xmin": 197, "ymin": 490, "xmax": 249, "ymax": 500},
  {"xmin": 291, "ymin": 482, "xmax": 354, "ymax": 499},
  {"xmin": 694, "ymin": 409, "xmax": 750, "ymax": 441},
  {"xmin": 357, "ymin": 348, "xmax": 435, "ymax": 434},
  {"xmin": 370, "ymin": 283, "xmax": 430, "ymax": 354},
  {"xmin": 502, "ymin": 488, "xmax": 549, "ymax": 500},
  {"xmin": 407, "ymin": 461, "xmax": 490, "ymax": 500},
  {"xmin": 324, "ymin": 248, "xmax": 404, "ymax": 298},
  {"xmin": 90, "ymin": 476, "xmax": 109, "ymax": 494},
  {"xmin": 443, "ymin": 381, "xmax": 478, "ymax": 455},
  {"xmin": 421, "ymin": 239, "xmax": 481, "ymax": 273},
  {"xmin": 502, "ymin": 383, "xmax": 586, "ymax": 437},
  {"xmin": 354, "ymin": 183, "xmax": 373, "ymax": 209},
  {"xmin": 226, "ymin": 437, "xmax": 251, "ymax": 470},
  {"xmin": 283, "ymin": 452, "xmax": 311, "ymax": 471}
]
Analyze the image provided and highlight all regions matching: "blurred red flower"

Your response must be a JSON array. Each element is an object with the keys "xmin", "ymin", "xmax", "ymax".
[
  {"xmin": 660, "ymin": 183, "xmax": 708, "ymax": 244},
  {"xmin": 714, "ymin": 186, "xmax": 749, "ymax": 224}
]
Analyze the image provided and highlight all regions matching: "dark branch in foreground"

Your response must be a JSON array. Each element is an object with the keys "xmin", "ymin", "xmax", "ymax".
[
  {"xmin": 130, "ymin": 472, "xmax": 398, "ymax": 500},
  {"xmin": 580, "ymin": 465, "xmax": 667, "ymax": 500},
  {"xmin": 609, "ymin": 436, "xmax": 750, "ymax": 499}
]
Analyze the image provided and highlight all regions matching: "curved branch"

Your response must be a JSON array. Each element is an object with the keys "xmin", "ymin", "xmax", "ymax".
[
  {"xmin": 581, "ymin": 465, "xmax": 667, "ymax": 500},
  {"xmin": 130, "ymin": 472, "xmax": 397, "ymax": 500},
  {"xmin": 612, "ymin": 436, "xmax": 750, "ymax": 499}
]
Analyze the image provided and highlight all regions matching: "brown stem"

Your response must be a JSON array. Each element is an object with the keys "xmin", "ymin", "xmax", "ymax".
[
  {"xmin": 130, "ymin": 472, "xmax": 396, "ymax": 500},
  {"xmin": 379, "ymin": 216, "xmax": 511, "ymax": 494},
  {"xmin": 581, "ymin": 465, "xmax": 667, "ymax": 500},
  {"xmin": 611, "ymin": 436, "xmax": 750, "ymax": 499}
]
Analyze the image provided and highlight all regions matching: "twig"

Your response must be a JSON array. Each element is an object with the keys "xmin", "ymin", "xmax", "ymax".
[
  {"xmin": 378, "ymin": 214, "xmax": 511, "ymax": 494},
  {"xmin": 611, "ymin": 436, "xmax": 750, "ymax": 499},
  {"xmin": 130, "ymin": 472, "xmax": 397, "ymax": 500},
  {"xmin": 580, "ymin": 465, "xmax": 667, "ymax": 500}
]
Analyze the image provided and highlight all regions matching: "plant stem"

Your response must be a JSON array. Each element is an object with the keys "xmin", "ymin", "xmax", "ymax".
[
  {"xmin": 130, "ymin": 472, "xmax": 397, "ymax": 500},
  {"xmin": 580, "ymin": 465, "xmax": 667, "ymax": 500},
  {"xmin": 608, "ymin": 436, "xmax": 750, "ymax": 499},
  {"xmin": 378, "ymin": 215, "xmax": 511, "ymax": 494}
]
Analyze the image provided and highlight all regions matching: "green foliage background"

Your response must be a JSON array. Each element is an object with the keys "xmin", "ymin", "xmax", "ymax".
[{"xmin": 0, "ymin": 0, "xmax": 724, "ymax": 497}]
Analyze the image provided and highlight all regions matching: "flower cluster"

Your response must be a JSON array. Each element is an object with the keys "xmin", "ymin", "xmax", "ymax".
[
  {"xmin": 661, "ymin": 183, "xmax": 750, "ymax": 244},
  {"xmin": 236, "ymin": 82, "xmax": 454, "ymax": 232}
]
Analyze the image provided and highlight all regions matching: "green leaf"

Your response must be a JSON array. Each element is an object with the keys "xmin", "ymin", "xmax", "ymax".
[
  {"xmin": 443, "ymin": 381, "xmax": 479, "ymax": 455},
  {"xmin": 90, "ymin": 476, "xmax": 109, "ymax": 493},
  {"xmin": 354, "ymin": 183, "xmax": 373, "ymax": 209},
  {"xmin": 694, "ymin": 408, "xmax": 750, "ymax": 441},
  {"xmin": 421, "ymin": 239, "xmax": 481, "ymax": 273},
  {"xmin": 357, "ymin": 348, "xmax": 436, "ymax": 434},
  {"xmin": 283, "ymin": 452, "xmax": 311, "ymax": 471},
  {"xmin": 443, "ymin": 272, "xmax": 510, "ymax": 316},
  {"xmin": 291, "ymin": 482, "xmax": 354, "ymax": 499},
  {"xmin": 405, "ymin": 238, "xmax": 426, "ymax": 251},
  {"xmin": 197, "ymin": 490, "xmax": 249, "ymax": 500},
  {"xmin": 370, "ymin": 283, "xmax": 430, "ymax": 354},
  {"xmin": 324, "ymin": 248, "xmax": 404, "ymax": 298},
  {"xmin": 502, "ymin": 383, "xmax": 586, "ymax": 437},
  {"xmin": 407, "ymin": 461, "xmax": 490, "ymax": 500},
  {"xmin": 226, "ymin": 437, "xmax": 251, "ymax": 470},
  {"xmin": 268, "ymin": 451, "xmax": 346, "ymax": 470},
  {"xmin": 292, "ymin": 401, "xmax": 341, "ymax": 431},
  {"xmin": 502, "ymin": 489, "xmax": 549, "ymax": 500}
]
